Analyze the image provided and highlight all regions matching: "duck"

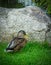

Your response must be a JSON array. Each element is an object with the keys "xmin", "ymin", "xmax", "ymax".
[{"xmin": 5, "ymin": 30, "xmax": 28, "ymax": 52}]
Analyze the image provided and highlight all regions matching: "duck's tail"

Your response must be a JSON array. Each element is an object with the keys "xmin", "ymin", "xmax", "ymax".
[{"xmin": 4, "ymin": 48, "xmax": 14, "ymax": 52}]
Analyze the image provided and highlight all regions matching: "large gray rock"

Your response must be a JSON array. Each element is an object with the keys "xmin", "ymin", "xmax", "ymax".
[{"xmin": 0, "ymin": 6, "xmax": 51, "ymax": 43}]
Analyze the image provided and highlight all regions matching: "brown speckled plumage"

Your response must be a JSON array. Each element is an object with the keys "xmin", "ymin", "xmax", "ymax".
[{"xmin": 5, "ymin": 30, "xmax": 27, "ymax": 52}]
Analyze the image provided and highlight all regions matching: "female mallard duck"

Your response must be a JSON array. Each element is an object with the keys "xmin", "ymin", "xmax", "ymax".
[{"xmin": 5, "ymin": 30, "xmax": 28, "ymax": 52}]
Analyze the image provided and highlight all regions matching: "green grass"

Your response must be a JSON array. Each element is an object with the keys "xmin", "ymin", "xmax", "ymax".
[{"xmin": 0, "ymin": 41, "xmax": 51, "ymax": 65}]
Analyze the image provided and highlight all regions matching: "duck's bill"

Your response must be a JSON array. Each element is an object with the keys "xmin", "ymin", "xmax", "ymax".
[{"xmin": 24, "ymin": 35, "xmax": 29, "ymax": 40}]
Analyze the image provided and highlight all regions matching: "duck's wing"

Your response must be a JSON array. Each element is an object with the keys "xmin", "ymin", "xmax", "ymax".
[
  {"xmin": 14, "ymin": 38, "xmax": 27, "ymax": 51},
  {"xmin": 6, "ymin": 37, "xmax": 17, "ymax": 49},
  {"xmin": 14, "ymin": 38, "xmax": 26, "ymax": 49},
  {"xmin": 6, "ymin": 38, "xmax": 26, "ymax": 51}
]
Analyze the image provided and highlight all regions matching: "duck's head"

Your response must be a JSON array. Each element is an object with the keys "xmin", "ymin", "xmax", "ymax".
[{"xmin": 17, "ymin": 30, "xmax": 28, "ymax": 40}]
